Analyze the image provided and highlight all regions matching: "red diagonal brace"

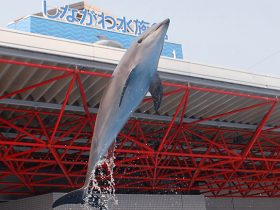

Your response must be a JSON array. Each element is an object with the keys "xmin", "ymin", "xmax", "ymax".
[
  {"xmin": 0, "ymin": 118, "xmax": 45, "ymax": 145},
  {"xmin": 153, "ymin": 89, "xmax": 189, "ymax": 188},
  {"xmin": 1, "ymin": 160, "xmax": 34, "ymax": 193},
  {"xmin": 0, "ymin": 73, "xmax": 72, "ymax": 100},
  {"xmin": 157, "ymin": 88, "xmax": 190, "ymax": 152},
  {"xmin": 219, "ymin": 102, "xmax": 277, "ymax": 194},
  {"xmin": 242, "ymin": 103, "xmax": 277, "ymax": 158},
  {"xmin": 49, "ymin": 75, "xmax": 76, "ymax": 144},
  {"xmin": 50, "ymin": 147, "xmax": 74, "ymax": 187},
  {"xmin": 76, "ymin": 73, "xmax": 94, "ymax": 130},
  {"xmin": 188, "ymin": 131, "xmax": 220, "ymax": 191}
]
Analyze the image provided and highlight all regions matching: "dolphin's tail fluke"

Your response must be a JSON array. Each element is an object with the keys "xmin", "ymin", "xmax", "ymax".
[
  {"xmin": 52, "ymin": 188, "xmax": 86, "ymax": 208},
  {"xmin": 52, "ymin": 187, "xmax": 107, "ymax": 209}
]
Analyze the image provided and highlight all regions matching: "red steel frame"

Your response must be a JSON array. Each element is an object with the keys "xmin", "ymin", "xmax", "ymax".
[{"xmin": 0, "ymin": 58, "xmax": 280, "ymax": 198}]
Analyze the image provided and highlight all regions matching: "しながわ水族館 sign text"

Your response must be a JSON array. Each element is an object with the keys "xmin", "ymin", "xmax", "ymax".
[{"xmin": 42, "ymin": 0, "xmax": 168, "ymax": 39}]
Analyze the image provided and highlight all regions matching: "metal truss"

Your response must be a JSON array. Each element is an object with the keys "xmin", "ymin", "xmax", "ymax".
[{"xmin": 0, "ymin": 58, "xmax": 280, "ymax": 198}]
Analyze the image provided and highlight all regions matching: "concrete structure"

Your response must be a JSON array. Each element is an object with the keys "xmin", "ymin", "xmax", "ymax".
[
  {"xmin": 206, "ymin": 197, "xmax": 280, "ymax": 210},
  {"xmin": 0, "ymin": 193, "xmax": 206, "ymax": 210},
  {"xmin": 1, "ymin": 193, "xmax": 280, "ymax": 210}
]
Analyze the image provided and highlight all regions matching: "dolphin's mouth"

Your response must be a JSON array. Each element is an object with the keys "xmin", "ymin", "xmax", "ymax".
[
  {"xmin": 156, "ymin": 18, "xmax": 170, "ymax": 31},
  {"xmin": 137, "ymin": 18, "xmax": 170, "ymax": 44},
  {"xmin": 162, "ymin": 18, "xmax": 170, "ymax": 26},
  {"xmin": 157, "ymin": 18, "xmax": 170, "ymax": 29}
]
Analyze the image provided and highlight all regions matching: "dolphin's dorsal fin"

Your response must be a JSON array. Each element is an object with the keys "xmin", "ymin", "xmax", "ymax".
[
  {"xmin": 97, "ymin": 35, "xmax": 108, "ymax": 40},
  {"xmin": 149, "ymin": 72, "xmax": 163, "ymax": 112},
  {"xmin": 119, "ymin": 66, "xmax": 138, "ymax": 107}
]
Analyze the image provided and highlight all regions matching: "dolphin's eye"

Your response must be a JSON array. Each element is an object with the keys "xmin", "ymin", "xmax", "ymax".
[{"xmin": 138, "ymin": 38, "xmax": 143, "ymax": 44}]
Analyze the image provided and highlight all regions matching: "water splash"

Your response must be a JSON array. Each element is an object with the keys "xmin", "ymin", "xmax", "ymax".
[{"xmin": 83, "ymin": 154, "xmax": 117, "ymax": 210}]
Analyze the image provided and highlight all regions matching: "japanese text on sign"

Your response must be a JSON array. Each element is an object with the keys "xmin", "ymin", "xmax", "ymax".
[{"xmin": 42, "ymin": 0, "xmax": 167, "ymax": 39}]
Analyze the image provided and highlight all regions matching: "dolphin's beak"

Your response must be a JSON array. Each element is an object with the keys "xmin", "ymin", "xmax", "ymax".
[
  {"xmin": 156, "ymin": 18, "xmax": 170, "ymax": 33},
  {"xmin": 163, "ymin": 18, "xmax": 170, "ymax": 26},
  {"xmin": 136, "ymin": 18, "xmax": 170, "ymax": 43},
  {"xmin": 160, "ymin": 18, "xmax": 170, "ymax": 28}
]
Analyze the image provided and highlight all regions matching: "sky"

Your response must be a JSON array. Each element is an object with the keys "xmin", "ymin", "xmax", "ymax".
[{"xmin": 1, "ymin": 0, "xmax": 280, "ymax": 76}]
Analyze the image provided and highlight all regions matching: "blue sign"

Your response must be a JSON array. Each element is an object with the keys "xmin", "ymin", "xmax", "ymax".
[
  {"xmin": 8, "ymin": 16, "xmax": 183, "ymax": 59},
  {"xmin": 42, "ymin": 0, "xmax": 168, "ymax": 39}
]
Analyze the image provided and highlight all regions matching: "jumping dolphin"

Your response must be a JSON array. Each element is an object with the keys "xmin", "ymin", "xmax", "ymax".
[{"xmin": 52, "ymin": 18, "xmax": 170, "ymax": 208}]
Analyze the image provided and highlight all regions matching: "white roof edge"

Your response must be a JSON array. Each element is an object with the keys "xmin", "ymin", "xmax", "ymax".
[{"xmin": 0, "ymin": 28, "xmax": 280, "ymax": 91}]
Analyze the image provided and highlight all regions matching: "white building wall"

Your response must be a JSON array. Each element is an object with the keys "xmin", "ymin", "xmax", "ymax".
[
  {"xmin": 0, "ymin": 193, "xmax": 206, "ymax": 210},
  {"xmin": 2, "ymin": 193, "xmax": 280, "ymax": 210},
  {"xmin": 0, "ymin": 193, "xmax": 53, "ymax": 210},
  {"xmin": 206, "ymin": 197, "xmax": 280, "ymax": 210}
]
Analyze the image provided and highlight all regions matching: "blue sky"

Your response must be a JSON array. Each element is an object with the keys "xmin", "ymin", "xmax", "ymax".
[{"xmin": 1, "ymin": 0, "xmax": 280, "ymax": 76}]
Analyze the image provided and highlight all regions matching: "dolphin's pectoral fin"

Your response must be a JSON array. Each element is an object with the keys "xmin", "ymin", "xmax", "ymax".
[
  {"xmin": 119, "ymin": 66, "xmax": 138, "ymax": 107},
  {"xmin": 149, "ymin": 72, "xmax": 163, "ymax": 112}
]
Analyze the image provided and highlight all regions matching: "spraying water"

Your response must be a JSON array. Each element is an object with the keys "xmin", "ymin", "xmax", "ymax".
[{"xmin": 83, "ymin": 153, "xmax": 118, "ymax": 210}]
